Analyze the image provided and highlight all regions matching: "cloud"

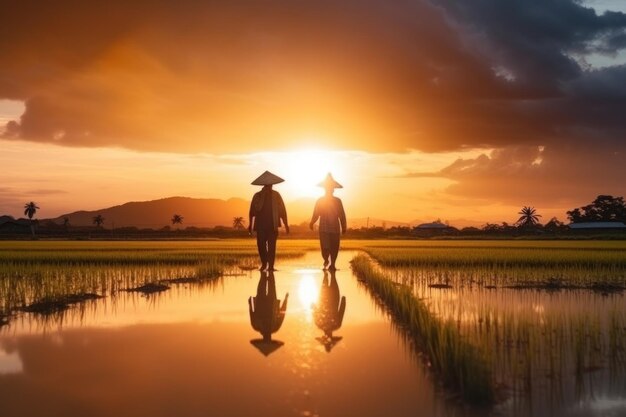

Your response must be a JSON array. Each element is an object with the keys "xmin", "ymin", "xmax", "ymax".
[
  {"xmin": 0, "ymin": 0, "xmax": 624, "ymax": 153},
  {"xmin": 0, "ymin": 188, "xmax": 31, "ymax": 215},
  {"xmin": 441, "ymin": 1, "xmax": 626, "ymax": 83},
  {"xmin": 0, "ymin": 187, "xmax": 67, "ymax": 200},
  {"xmin": 26, "ymin": 189, "xmax": 68, "ymax": 196},
  {"xmin": 405, "ymin": 143, "xmax": 626, "ymax": 207}
]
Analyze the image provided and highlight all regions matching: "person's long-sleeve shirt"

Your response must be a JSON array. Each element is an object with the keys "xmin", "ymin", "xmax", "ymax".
[
  {"xmin": 249, "ymin": 189, "xmax": 288, "ymax": 231},
  {"xmin": 311, "ymin": 196, "xmax": 346, "ymax": 234}
]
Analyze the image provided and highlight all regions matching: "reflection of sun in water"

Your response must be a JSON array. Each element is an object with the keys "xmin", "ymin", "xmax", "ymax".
[{"xmin": 297, "ymin": 273, "xmax": 319, "ymax": 322}]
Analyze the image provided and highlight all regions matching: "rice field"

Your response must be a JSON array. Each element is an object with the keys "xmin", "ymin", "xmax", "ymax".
[
  {"xmin": 354, "ymin": 240, "xmax": 626, "ymax": 286},
  {"xmin": 1, "ymin": 238, "xmax": 625, "ymax": 414},
  {"xmin": 349, "ymin": 240, "xmax": 626, "ymax": 412},
  {"xmin": 0, "ymin": 240, "xmax": 316, "ymax": 315},
  {"xmin": 350, "ymin": 254, "xmax": 493, "ymax": 404}
]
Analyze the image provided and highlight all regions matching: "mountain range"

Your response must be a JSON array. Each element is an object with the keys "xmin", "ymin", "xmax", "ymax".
[
  {"xmin": 50, "ymin": 197, "xmax": 250, "ymax": 229},
  {"xmin": 32, "ymin": 196, "xmax": 484, "ymax": 229}
]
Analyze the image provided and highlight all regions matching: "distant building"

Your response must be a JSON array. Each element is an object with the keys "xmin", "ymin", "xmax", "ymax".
[
  {"xmin": 568, "ymin": 222, "xmax": 626, "ymax": 229},
  {"xmin": 413, "ymin": 221, "xmax": 457, "ymax": 236},
  {"xmin": 415, "ymin": 221, "xmax": 449, "ymax": 229},
  {"xmin": 568, "ymin": 222, "xmax": 626, "ymax": 231}
]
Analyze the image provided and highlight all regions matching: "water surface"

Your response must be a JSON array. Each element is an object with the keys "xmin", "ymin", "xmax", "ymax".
[{"xmin": 0, "ymin": 251, "xmax": 470, "ymax": 417}]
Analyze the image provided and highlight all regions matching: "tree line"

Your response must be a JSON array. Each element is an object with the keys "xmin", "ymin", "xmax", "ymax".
[{"xmin": 6, "ymin": 194, "xmax": 625, "ymax": 238}]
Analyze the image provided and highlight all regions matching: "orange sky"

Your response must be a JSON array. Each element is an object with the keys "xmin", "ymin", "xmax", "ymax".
[
  {"xmin": 1, "ymin": 1, "xmax": 625, "ymax": 226},
  {"xmin": 0, "ymin": 131, "xmax": 596, "ymax": 226}
]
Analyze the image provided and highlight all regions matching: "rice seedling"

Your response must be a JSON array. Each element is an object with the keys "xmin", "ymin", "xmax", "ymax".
[
  {"xmin": 361, "ymin": 244, "xmax": 625, "ymax": 281},
  {"xmin": 351, "ymin": 240, "xmax": 626, "ymax": 412},
  {"xmin": 2, "ymin": 238, "xmax": 625, "ymax": 411},
  {"xmin": 0, "ymin": 240, "xmax": 316, "ymax": 314},
  {"xmin": 350, "ymin": 254, "xmax": 494, "ymax": 405}
]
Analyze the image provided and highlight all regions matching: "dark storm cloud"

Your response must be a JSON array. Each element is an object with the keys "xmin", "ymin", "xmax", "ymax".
[
  {"xmin": 607, "ymin": 32, "xmax": 626, "ymax": 49},
  {"xmin": 401, "ymin": 143, "xmax": 626, "ymax": 207},
  {"xmin": 0, "ymin": 0, "xmax": 625, "ymax": 154},
  {"xmin": 430, "ymin": 1, "xmax": 626, "ymax": 150},
  {"xmin": 387, "ymin": 0, "xmax": 626, "ymax": 206},
  {"xmin": 440, "ymin": 1, "xmax": 626, "ymax": 87}
]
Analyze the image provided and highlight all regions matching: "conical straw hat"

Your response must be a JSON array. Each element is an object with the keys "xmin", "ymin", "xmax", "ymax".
[
  {"xmin": 317, "ymin": 173, "xmax": 343, "ymax": 189},
  {"xmin": 316, "ymin": 336, "xmax": 343, "ymax": 352},
  {"xmin": 250, "ymin": 339, "xmax": 284, "ymax": 356},
  {"xmin": 251, "ymin": 171, "xmax": 284, "ymax": 186}
]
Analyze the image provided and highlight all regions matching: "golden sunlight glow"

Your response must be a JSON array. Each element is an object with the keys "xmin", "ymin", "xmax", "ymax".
[
  {"xmin": 0, "ymin": 139, "xmax": 523, "ymax": 225},
  {"xmin": 278, "ymin": 148, "xmax": 348, "ymax": 198},
  {"xmin": 297, "ymin": 272, "xmax": 319, "ymax": 322}
]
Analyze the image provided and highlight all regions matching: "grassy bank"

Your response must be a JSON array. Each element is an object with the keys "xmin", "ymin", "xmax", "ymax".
[
  {"xmin": 350, "ymin": 254, "xmax": 494, "ymax": 405},
  {"xmin": 354, "ymin": 242, "xmax": 626, "ymax": 409}
]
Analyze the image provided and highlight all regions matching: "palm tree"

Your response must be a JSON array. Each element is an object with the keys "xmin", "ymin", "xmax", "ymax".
[
  {"xmin": 233, "ymin": 216, "xmax": 245, "ymax": 229},
  {"xmin": 516, "ymin": 206, "xmax": 542, "ymax": 227},
  {"xmin": 171, "ymin": 214, "xmax": 184, "ymax": 230},
  {"xmin": 93, "ymin": 215, "xmax": 105, "ymax": 228},
  {"xmin": 23, "ymin": 201, "xmax": 39, "ymax": 236}
]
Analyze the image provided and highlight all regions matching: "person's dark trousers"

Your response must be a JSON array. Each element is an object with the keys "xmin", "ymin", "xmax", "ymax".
[
  {"xmin": 257, "ymin": 229, "xmax": 278, "ymax": 269},
  {"xmin": 319, "ymin": 232, "xmax": 340, "ymax": 266}
]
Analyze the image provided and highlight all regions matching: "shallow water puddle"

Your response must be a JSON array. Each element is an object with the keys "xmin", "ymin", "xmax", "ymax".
[{"xmin": 0, "ymin": 251, "xmax": 472, "ymax": 417}]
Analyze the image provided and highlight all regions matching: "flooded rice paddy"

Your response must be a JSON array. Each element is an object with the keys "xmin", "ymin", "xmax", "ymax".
[
  {"xmin": 1, "ymin": 241, "xmax": 625, "ymax": 417},
  {"xmin": 0, "ymin": 251, "xmax": 473, "ymax": 417},
  {"xmin": 382, "ymin": 265, "xmax": 626, "ymax": 417}
]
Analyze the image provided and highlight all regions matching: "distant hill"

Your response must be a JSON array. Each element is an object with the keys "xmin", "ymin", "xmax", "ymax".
[
  {"xmin": 38, "ymin": 196, "xmax": 486, "ymax": 230},
  {"xmin": 49, "ymin": 197, "xmax": 251, "ymax": 229}
]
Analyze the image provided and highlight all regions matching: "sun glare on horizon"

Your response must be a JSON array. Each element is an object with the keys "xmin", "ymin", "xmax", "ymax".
[{"xmin": 277, "ymin": 148, "xmax": 348, "ymax": 199}]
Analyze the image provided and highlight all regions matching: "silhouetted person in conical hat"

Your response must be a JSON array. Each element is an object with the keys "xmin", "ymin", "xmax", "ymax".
[
  {"xmin": 313, "ymin": 269, "xmax": 346, "ymax": 352},
  {"xmin": 248, "ymin": 170, "xmax": 289, "ymax": 271},
  {"xmin": 310, "ymin": 173, "xmax": 346, "ymax": 271},
  {"xmin": 248, "ymin": 271, "xmax": 289, "ymax": 356}
]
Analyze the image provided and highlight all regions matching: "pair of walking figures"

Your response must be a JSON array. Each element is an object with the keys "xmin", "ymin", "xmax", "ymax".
[{"xmin": 248, "ymin": 171, "xmax": 347, "ymax": 271}]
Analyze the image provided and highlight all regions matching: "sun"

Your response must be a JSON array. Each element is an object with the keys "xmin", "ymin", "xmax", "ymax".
[{"xmin": 279, "ymin": 148, "xmax": 345, "ymax": 199}]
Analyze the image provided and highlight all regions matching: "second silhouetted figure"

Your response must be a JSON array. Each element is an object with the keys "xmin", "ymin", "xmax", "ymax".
[{"xmin": 310, "ymin": 173, "xmax": 346, "ymax": 271}]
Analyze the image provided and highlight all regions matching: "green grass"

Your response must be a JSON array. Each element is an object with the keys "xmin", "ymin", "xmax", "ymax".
[
  {"xmin": 348, "ymin": 240, "xmax": 626, "ymax": 406},
  {"xmin": 351, "ymin": 254, "xmax": 494, "ymax": 405},
  {"xmin": 346, "ymin": 240, "xmax": 626, "ymax": 286},
  {"xmin": 2, "ymin": 238, "xmax": 625, "ymax": 406},
  {"xmin": 354, "ymin": 240, "xmax": 626, "ymax": 268},
  {"xmin": 0, "ymin": 240, "xmax": 315, "ymax": 266},
  {"xmin": 0, "ymin": 240, "xmax": 317, "ymax": 314}
]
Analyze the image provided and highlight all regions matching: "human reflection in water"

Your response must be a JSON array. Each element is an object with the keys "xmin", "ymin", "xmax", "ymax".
[
  {"xmin": 313, "ymin": 269, "xmax": 346, "ymax": 352},
  {"xmin": 248, "ymin": 271, "xmax": 289, "ymax": 356}
]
